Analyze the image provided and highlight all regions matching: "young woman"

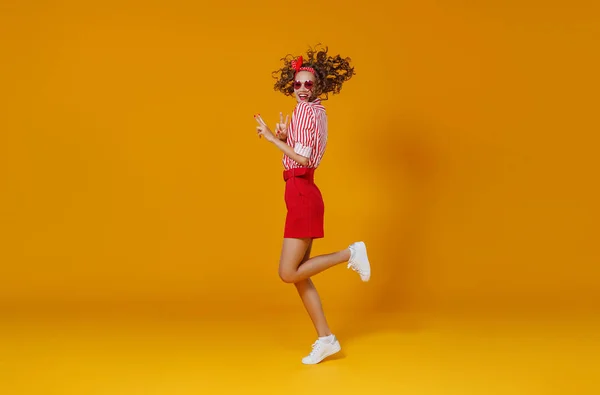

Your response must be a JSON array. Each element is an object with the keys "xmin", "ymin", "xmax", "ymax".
[{"xmin": 254, "ymin": 46, "xmax": 371, "ymax": 365}]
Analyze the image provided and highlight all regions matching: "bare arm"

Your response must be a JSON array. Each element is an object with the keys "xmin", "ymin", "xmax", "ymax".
[
  {"xmin": 271, "ymin": 138, "xmax": 310, "ymax": 167},
  {"xmin": 255, "ymin": 114, "xmax": 310, "ymax": 167}
]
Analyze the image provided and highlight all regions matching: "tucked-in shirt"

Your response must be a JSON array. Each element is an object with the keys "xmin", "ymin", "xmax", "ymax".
[{"xmin": 282, "ymin": 98, "xmax": 328, "ymax": 170}]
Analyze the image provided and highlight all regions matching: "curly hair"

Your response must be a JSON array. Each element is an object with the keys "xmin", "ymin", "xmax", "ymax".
[{"xmin": 271, "ymin": 44, "xmax": 355, "ymax": 100}]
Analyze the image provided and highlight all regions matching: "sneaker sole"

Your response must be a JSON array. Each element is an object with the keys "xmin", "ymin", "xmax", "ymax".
[
  {"xmin": 302, "ymin": 341, "xmax": 342, "ymax": 365},
  {"xmin": 356, "ymin": 241, "xmax": 371, "ymax": 282}
]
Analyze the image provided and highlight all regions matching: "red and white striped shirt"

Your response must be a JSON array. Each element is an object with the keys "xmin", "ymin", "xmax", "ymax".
[{"xmin": 282, "ymin": 98, "xmax": 328, "ymax": 170}]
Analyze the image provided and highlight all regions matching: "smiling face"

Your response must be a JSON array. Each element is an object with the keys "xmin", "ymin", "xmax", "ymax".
[{"xmin": 293, "ymin": 70, "xmax": 317, "ymax": 103}]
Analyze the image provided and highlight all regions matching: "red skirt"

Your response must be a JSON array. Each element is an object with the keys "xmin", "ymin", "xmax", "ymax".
[{"xmin": 283, "ymin": 167, "xmax": 324, "ymax": 239}]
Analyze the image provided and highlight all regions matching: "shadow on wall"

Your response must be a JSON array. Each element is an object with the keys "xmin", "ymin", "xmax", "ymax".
[{"xmin": 337, "ymin": 116, "xmax": 444, "ymax": 340}]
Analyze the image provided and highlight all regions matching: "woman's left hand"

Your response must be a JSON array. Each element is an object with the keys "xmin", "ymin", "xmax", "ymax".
[{"xmin": 255, "ymin": 114, "xmax": 276, "ymax": 142}]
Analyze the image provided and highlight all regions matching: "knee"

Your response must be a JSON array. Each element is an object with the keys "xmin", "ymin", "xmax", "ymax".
[{"xmin": 279, "ymin": 269, "xmax": 296, "ymax": 284}]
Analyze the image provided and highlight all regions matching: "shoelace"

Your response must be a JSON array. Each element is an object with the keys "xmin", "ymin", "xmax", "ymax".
[
  {"xmin": 347, "ymin": 261, "xmax": 366, "ymax": 276},
  {"xmin": 308, "ymin": 341, "xmax": 324, "ymax": 357}
]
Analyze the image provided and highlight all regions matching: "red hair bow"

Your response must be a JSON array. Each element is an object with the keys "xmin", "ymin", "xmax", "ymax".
[
  {"xmin": 291, "ymin": 56, "xmax": 303, "ymax": 72},
  {"xmin": 291, "ymin": 56, "xmax": 315, "ymax": 75}
]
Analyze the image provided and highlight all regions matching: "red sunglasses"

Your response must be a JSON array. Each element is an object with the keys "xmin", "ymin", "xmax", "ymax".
[{"xmin": 294, "ymin": 80, "xmax": 314, "ymax": 90}]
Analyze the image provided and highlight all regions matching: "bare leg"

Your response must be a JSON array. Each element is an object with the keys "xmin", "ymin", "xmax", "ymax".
[
  {"xmin": 278, "ymin": 238, "xmax": 351, "ymax": 284},
  {"xmin": 278, "ymin": 237, "xmax": 348, "ymax": 364},
  {"xmin": 294, "ymin": 240, "xmax": 332, "ymax": 337}
]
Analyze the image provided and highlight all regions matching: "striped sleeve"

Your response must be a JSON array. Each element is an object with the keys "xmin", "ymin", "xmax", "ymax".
[{"xmin": 292, "ymin": 103, "xmax": 317, "ymax": 158}]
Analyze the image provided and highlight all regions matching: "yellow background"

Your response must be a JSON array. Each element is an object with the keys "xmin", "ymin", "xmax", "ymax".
[{"xmin": 1, "ymin": 0, "xmax": 599, "ymax": 318}]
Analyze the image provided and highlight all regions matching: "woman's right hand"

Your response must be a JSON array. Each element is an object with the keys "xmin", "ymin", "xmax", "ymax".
[{"xmin": 275, "ymin": 112, "xmax": 289, "ymax": 141}]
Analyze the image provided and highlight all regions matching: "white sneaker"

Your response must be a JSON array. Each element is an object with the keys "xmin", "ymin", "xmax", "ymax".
[
  {"xmin": 301, "ymin": 335, "xmax": 341, "ymax": 365},
  {"xmin": 347, "ymin": 241, "xmax": 371, "ymax": 282}
]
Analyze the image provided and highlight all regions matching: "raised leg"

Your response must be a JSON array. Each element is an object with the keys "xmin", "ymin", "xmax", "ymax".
[{"xmin": 278, "ymin": 238, "xmax": 350, "ymax": 284}]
